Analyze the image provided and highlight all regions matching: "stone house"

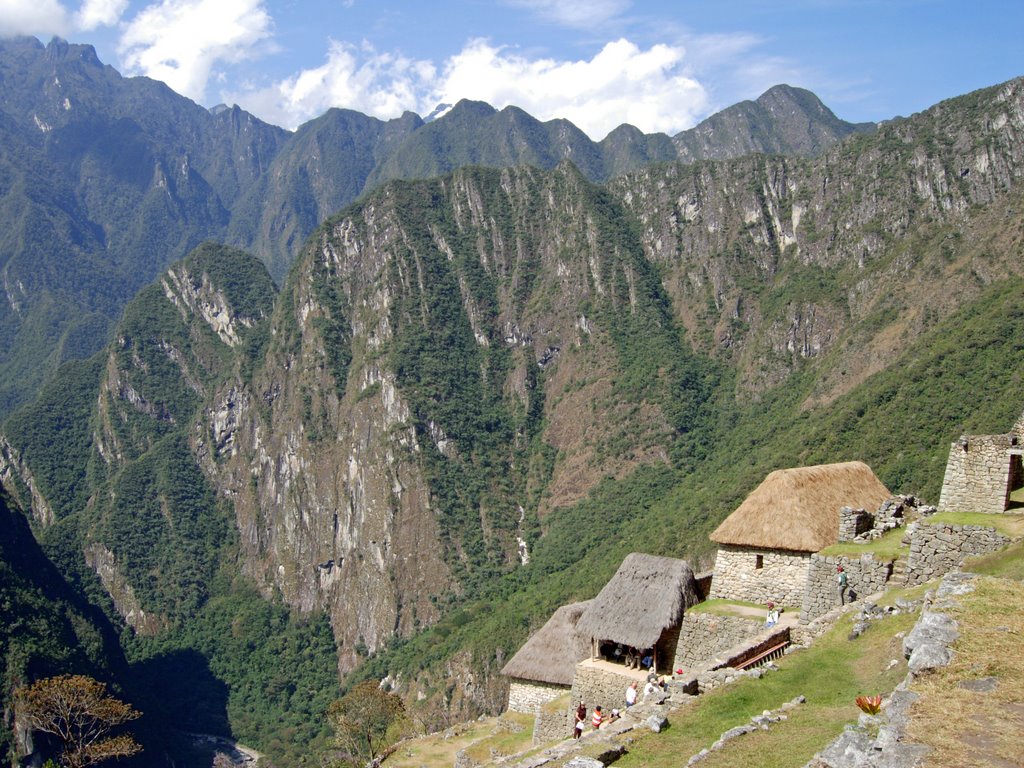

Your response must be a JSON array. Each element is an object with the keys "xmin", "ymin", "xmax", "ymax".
[
  {"xmin": 501, "ymin": 601, "xmax": 591, "ymax": 713},
  {"xmin": 708, "ymin": 461, "xmax": 892, "ymax": 606},
  {"xmin": 938, "ymin": 412, "xmax": 1024, "ymax": 514},
  {"xmin": 574, "ymin": 553, "xmax": 701, "ymax": 674}
]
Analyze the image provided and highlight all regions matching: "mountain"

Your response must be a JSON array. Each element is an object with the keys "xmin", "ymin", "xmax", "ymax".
[
  {"xmin": 0, "ymin": 36, "xmax": 289, "ymax": 415},
  {"xmin": 2, "ymin": 74, "xmax": 1023, "ymax": 763},
  {"xmin": 0, "ymin": 35, "xmax": 873, "ymax": 418},
  {"xmin": 671, "ymin": 83, "xmax": 875, "ymax": 162}
]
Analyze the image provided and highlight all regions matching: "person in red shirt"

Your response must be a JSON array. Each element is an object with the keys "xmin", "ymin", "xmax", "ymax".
[{"xmin": 591, "ymin": 705, "xmax": 604, "ymax": 729}]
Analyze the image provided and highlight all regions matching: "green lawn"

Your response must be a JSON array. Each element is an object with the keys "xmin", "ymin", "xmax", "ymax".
[
  {"xmin": 818, "ymin": 525, "xmax": 908, "ymax": 560},
  {"xmin": 597, "ymin": 610, "xmax": 917, "ymax": 768},
  {"xmin": 925, "ymin": 511, "xmax": 1024, "ymax": 537}
]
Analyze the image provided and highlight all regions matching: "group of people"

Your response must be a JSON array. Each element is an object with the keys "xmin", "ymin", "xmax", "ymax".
[
  {"xmin": 573, "ymin": 672, "xmax": 670, "ymax": 739},
  {"xmin": 603, "ymin": 643, "xmax": 653, "ymax": 670},
  {"xmin": 572, "ymin": 702, "xmax": 621, "ymax": 738}
]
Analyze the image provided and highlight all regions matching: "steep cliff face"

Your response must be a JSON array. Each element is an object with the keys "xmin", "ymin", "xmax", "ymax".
[
  {"xmin": 615, "ymin": 77, "xmax": 1024, "ymax": 401},
  {"xmin": 2, "ymin": 75, "xmax": 1024, "ymax": 746},
  {"xmin": 217, "ymin": 163, "xmax": 704, "ymax": 671}
]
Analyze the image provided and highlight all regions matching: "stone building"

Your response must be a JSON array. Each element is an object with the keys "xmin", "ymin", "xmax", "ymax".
[
  {"xmin": 501, "ymin": 601, "xmax": 591, "ymax": 713},
  {"xmin": 574, "ymin": 553, "xmax": 701, "ymax": 674},
  {"xmin": 938, "ymin": 413, "xmax": 1024, "ymax": 514},
  {"xmin": 708, "ymin": 461, "xmax": 892, "ymax": 606}
]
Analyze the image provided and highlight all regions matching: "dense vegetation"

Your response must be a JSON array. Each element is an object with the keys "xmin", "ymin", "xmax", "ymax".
[{"xmin": 2, "ymin": 68, "xmax": 1023, "ymax": 766}]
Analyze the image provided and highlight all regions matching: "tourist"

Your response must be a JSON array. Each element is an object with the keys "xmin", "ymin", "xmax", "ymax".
[
  {"xmin": 643, "ymin": 679, "xmax": 659, "ymax": 698},
  {"xmin": 591, "ymin": 705, "xmax": 604, "ymax": 729},
  {"xmin": 837, "ymin": 565, "xmax": 848, "ymax": 605},
  {"xmin": 765, "ymin": 601, "xmax": 780, "ymax": 627},
  {"xmin": 641, "ymin": 649, "xmax": 653, "ymax": 670},
  {"xmin": 625, "ymin": 681, "xmax": 638, "ymax": 707},
  {"xmin": 573, "ymin": 702, "xmax": 586, "ymax": 739}
]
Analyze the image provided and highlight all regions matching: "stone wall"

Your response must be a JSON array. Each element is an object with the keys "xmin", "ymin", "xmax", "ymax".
[
  {"xmin": 905, "ymin": 522, "xmax": 1013, "ymax": 585},
  {"xmin": 838, "ymin": 506, "xmax": 873, "ymax": 542},
  {"xmin": 672, "ymin": 612, "xmax": 763, "ymax": 671},
  {"xmin": 568, "ymin": 663, "xmax": 632, "ymax": 717},
  {"xmin": 532, "ymin": 693, "xmax": 574, "ymax": 745},
  {"xmin": 938, "ymin": 433, "xmax": 1018, "ymax": 513},
  {"xmin": 800, "ymin": 554, "xmax": 893, "ymax": 622},
  {"xmin": 507, "ymin": 680, "xmax": 568, "ymax": 714},
  {"xmin": 708, "ymin": 546, "xmax": 811, "ymax": 606}
]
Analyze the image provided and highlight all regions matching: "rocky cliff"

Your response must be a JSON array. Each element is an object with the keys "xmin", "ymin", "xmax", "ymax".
[{"xmin": 1, "ymin": 76, "xmax": 1023, "ymax": 755}]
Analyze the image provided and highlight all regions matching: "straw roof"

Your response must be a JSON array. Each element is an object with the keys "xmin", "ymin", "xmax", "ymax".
[
  {"xmin": 574, "ymin": 553, "xmax": 700, "ymax": 650},
  {"xmin": 501, "ymin": 601, "xmax": 592, "ymax": 686},
  {"xmin": 710, "ymin": 461, "xmax": 891, "ymax": 552}
]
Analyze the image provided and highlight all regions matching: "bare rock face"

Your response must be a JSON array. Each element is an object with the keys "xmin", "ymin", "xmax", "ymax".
[
  {"xmin": 84, "ymin": 543, "xmax": 167, "ymax": 636},
  {"xmin": 615, "ymin": 77, "xmax": 1024, "ymax": 402}
]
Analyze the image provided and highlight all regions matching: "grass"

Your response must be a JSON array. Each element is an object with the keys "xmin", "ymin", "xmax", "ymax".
[
  {"xmin": 688, "ymin": 598, "xmax": 795, "ymax": 616},
  {"xmin": 381, "ymin": 712, "xmax": 535, "ymax": 768},
  {"xmin": 818, "ymin": 525, "xmax": 909, "ymax": 560},
  {"xmin": 906, "ymin": 576, "xmax": 1024, "ymax": 767},
  {"xmin": 1009, "ymin": 486, "xmax": 1024, "ymax": 506},
  {"xmin": 924, "ymin": 511, "xmax": 1024, "ymax": 537},
  {"xmin": 962, "ymin": 538, "xmax": 1024, "ymax": 581},
  {"xmin": 598, "ymin": 609, "xmax": 917, "ymax": 768}
]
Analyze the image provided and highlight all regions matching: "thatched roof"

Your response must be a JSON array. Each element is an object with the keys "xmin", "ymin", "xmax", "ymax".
[
  {"xmin": 574, "ymin": 553, "xmax": 700, "ymax": 650},
  {"xmin": 501, "ymin": 601, "xmax": 592, "ymax": 686},
  {"xmin": 710, "ymin": 461, "xmax": 891, "ymax": 552}
]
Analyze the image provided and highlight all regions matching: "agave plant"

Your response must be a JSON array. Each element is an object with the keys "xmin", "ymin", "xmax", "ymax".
[{"xmin": 855, "ymin": 695, "xmax": 883, "ymax": 715}]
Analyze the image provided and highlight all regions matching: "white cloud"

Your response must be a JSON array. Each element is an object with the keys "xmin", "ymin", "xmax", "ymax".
[
  {"xmin": 227, "ymin": 37, "xmax": 709, "ymax": 139},
  {"xmin": 225, "ymin": 39, "xmax": 436, "ymax": 130},
  {"xmin": 0, "ymin": 0, "xmax": 72, "ymax": 37},
  {"xmin": 503, "ymin": 0, "xmax": 631, "ymax": 29},
  {"xmin": 75, "ymin": 0, "xmax": 129, "ymax": 30},
  {"xmin": 117, "ymin": 0, "xmax": 273, "ymax": 102},
  {"xmin": 431, "ymin": 38, "xmax": 707, "ymax": 138}
]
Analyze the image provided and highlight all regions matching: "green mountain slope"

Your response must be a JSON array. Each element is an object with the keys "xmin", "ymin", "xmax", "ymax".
[
  {"xmin": 0, "ymin": 36, "xmax": 872, "ymax": 417},
  {"xmin": 0, "ymin": 72, "xmax": 1022, "ymax": 765}
]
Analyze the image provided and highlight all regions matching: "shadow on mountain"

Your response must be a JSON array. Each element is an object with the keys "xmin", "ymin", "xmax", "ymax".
[{"xmin": 126, "ymin": 648, "xmax": 233, "ymax": 766}]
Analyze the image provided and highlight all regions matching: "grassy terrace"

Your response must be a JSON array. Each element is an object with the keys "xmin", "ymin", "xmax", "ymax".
[
  {"xmin": 602, "ymin": 610, "xmax": 915, "ymax": 768},
  {"xmin": 382, "ymin": 711, "xmax": 535, "ymax": 767},
  {"xmin": 924, "ymin": 511, "xmax": 1024, "ymax": 537},
  {"xmin": 817, "ymin": 525, "xmax": 908, "ymax": 560},
  {"xmin": 379, "ymin": 543, "xmax": 1023, "ymax": 768}
]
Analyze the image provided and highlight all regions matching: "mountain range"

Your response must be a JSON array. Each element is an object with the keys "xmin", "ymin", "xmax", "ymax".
[
  {"xmin": 1, "ymin": 32, "xmax": 1023, "ymax": 768},
  {"xmin": 0, "ymin": 35, "xmax": 871, "ymax": 416}
]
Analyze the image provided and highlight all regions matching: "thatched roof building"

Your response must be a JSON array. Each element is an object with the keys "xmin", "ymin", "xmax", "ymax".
[
  {"xmin": 501, "ymin": 601, "xmax": 591, "ymax": 686},
  {"xmin": 711, "ymin": 461, "xmax": 892, "ymax": 553},
  {"xmin": 575, "ymin": 553, "xmax": 700, "ymax": 653}
]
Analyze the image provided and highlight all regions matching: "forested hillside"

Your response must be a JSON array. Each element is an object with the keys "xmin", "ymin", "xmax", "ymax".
[
  {"xmin": 0, "ymin": 36, "xmax": 869, "ymax": 418},
  {"xmin": 1, "ymin": 41, "xmax": 1022, "ymax": 766}
]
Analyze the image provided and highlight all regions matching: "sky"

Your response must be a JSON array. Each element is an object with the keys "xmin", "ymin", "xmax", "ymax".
[{"xmin": 1, "ymin": 0, "xmax": 1021, "ymax": 139}]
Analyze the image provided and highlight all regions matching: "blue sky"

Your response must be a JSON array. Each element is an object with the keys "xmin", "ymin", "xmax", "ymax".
[{"xmin": 1, "ymin": 0, "xmax": 1021, "ymax": 139}]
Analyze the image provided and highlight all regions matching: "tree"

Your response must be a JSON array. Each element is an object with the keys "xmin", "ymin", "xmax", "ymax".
[
  {"xmin": 327, "ymin": 680, "xmax": 406, "ymax": 762},
  {"xmin": 15, "ymin": 675, "xmax": 142, "ymax": 768}
]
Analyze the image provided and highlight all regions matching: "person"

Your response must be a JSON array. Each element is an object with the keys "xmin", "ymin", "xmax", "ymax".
[
  {"xmin": 837, "ymin": 565, "xmax": 848, "ymax": 605},
  {"xmin": 765, "ymin": 601, "xmax": 780, "ymax": 627},
  {"xmin": 640, "ymin": 650, "xmax": 653, "ymax": 670},
  {"xmin": 625, "ymin": 681, "xmax": 638, "ymax": 707},
  {"xmin": 591, "ymin": 705, "xmax": 604, "ymax": 729},
  {"xmin": 573, "ymin": 702, "xmax": 587, "ymax": 739},
  {"xmin": 643, "ymin": 678, "xmax": 659, "ymax": 698},
  {"xmin": 624, "ymin": 647, "xmax": 638, "ymax": 669}
]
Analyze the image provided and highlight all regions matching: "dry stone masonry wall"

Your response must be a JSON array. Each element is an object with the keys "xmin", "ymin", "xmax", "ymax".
[
  {"xmin": 708, "ymin": 546, "xmax": 810, "ymax": 606},
  {"xmin": 905, "ymin": 522, "xmax": 1012, "ymax": 586},
  {"xmin": 938, "ymin": 433, "xmax": 1020, "ymax": 513},
  {"xmin": 672, "ymin": 612, "xmax": 763, "ymax": 671},
  {"xmin": 569, "ymin": 664, "xmax": 634, "ymax": 721},
  {"xmin": 801, "ymin": 554, "xmax": 893, "ymax": 622},
  {"xmin": 507, "ymin": 680, "xmax": 568, "ymax": 714}
]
